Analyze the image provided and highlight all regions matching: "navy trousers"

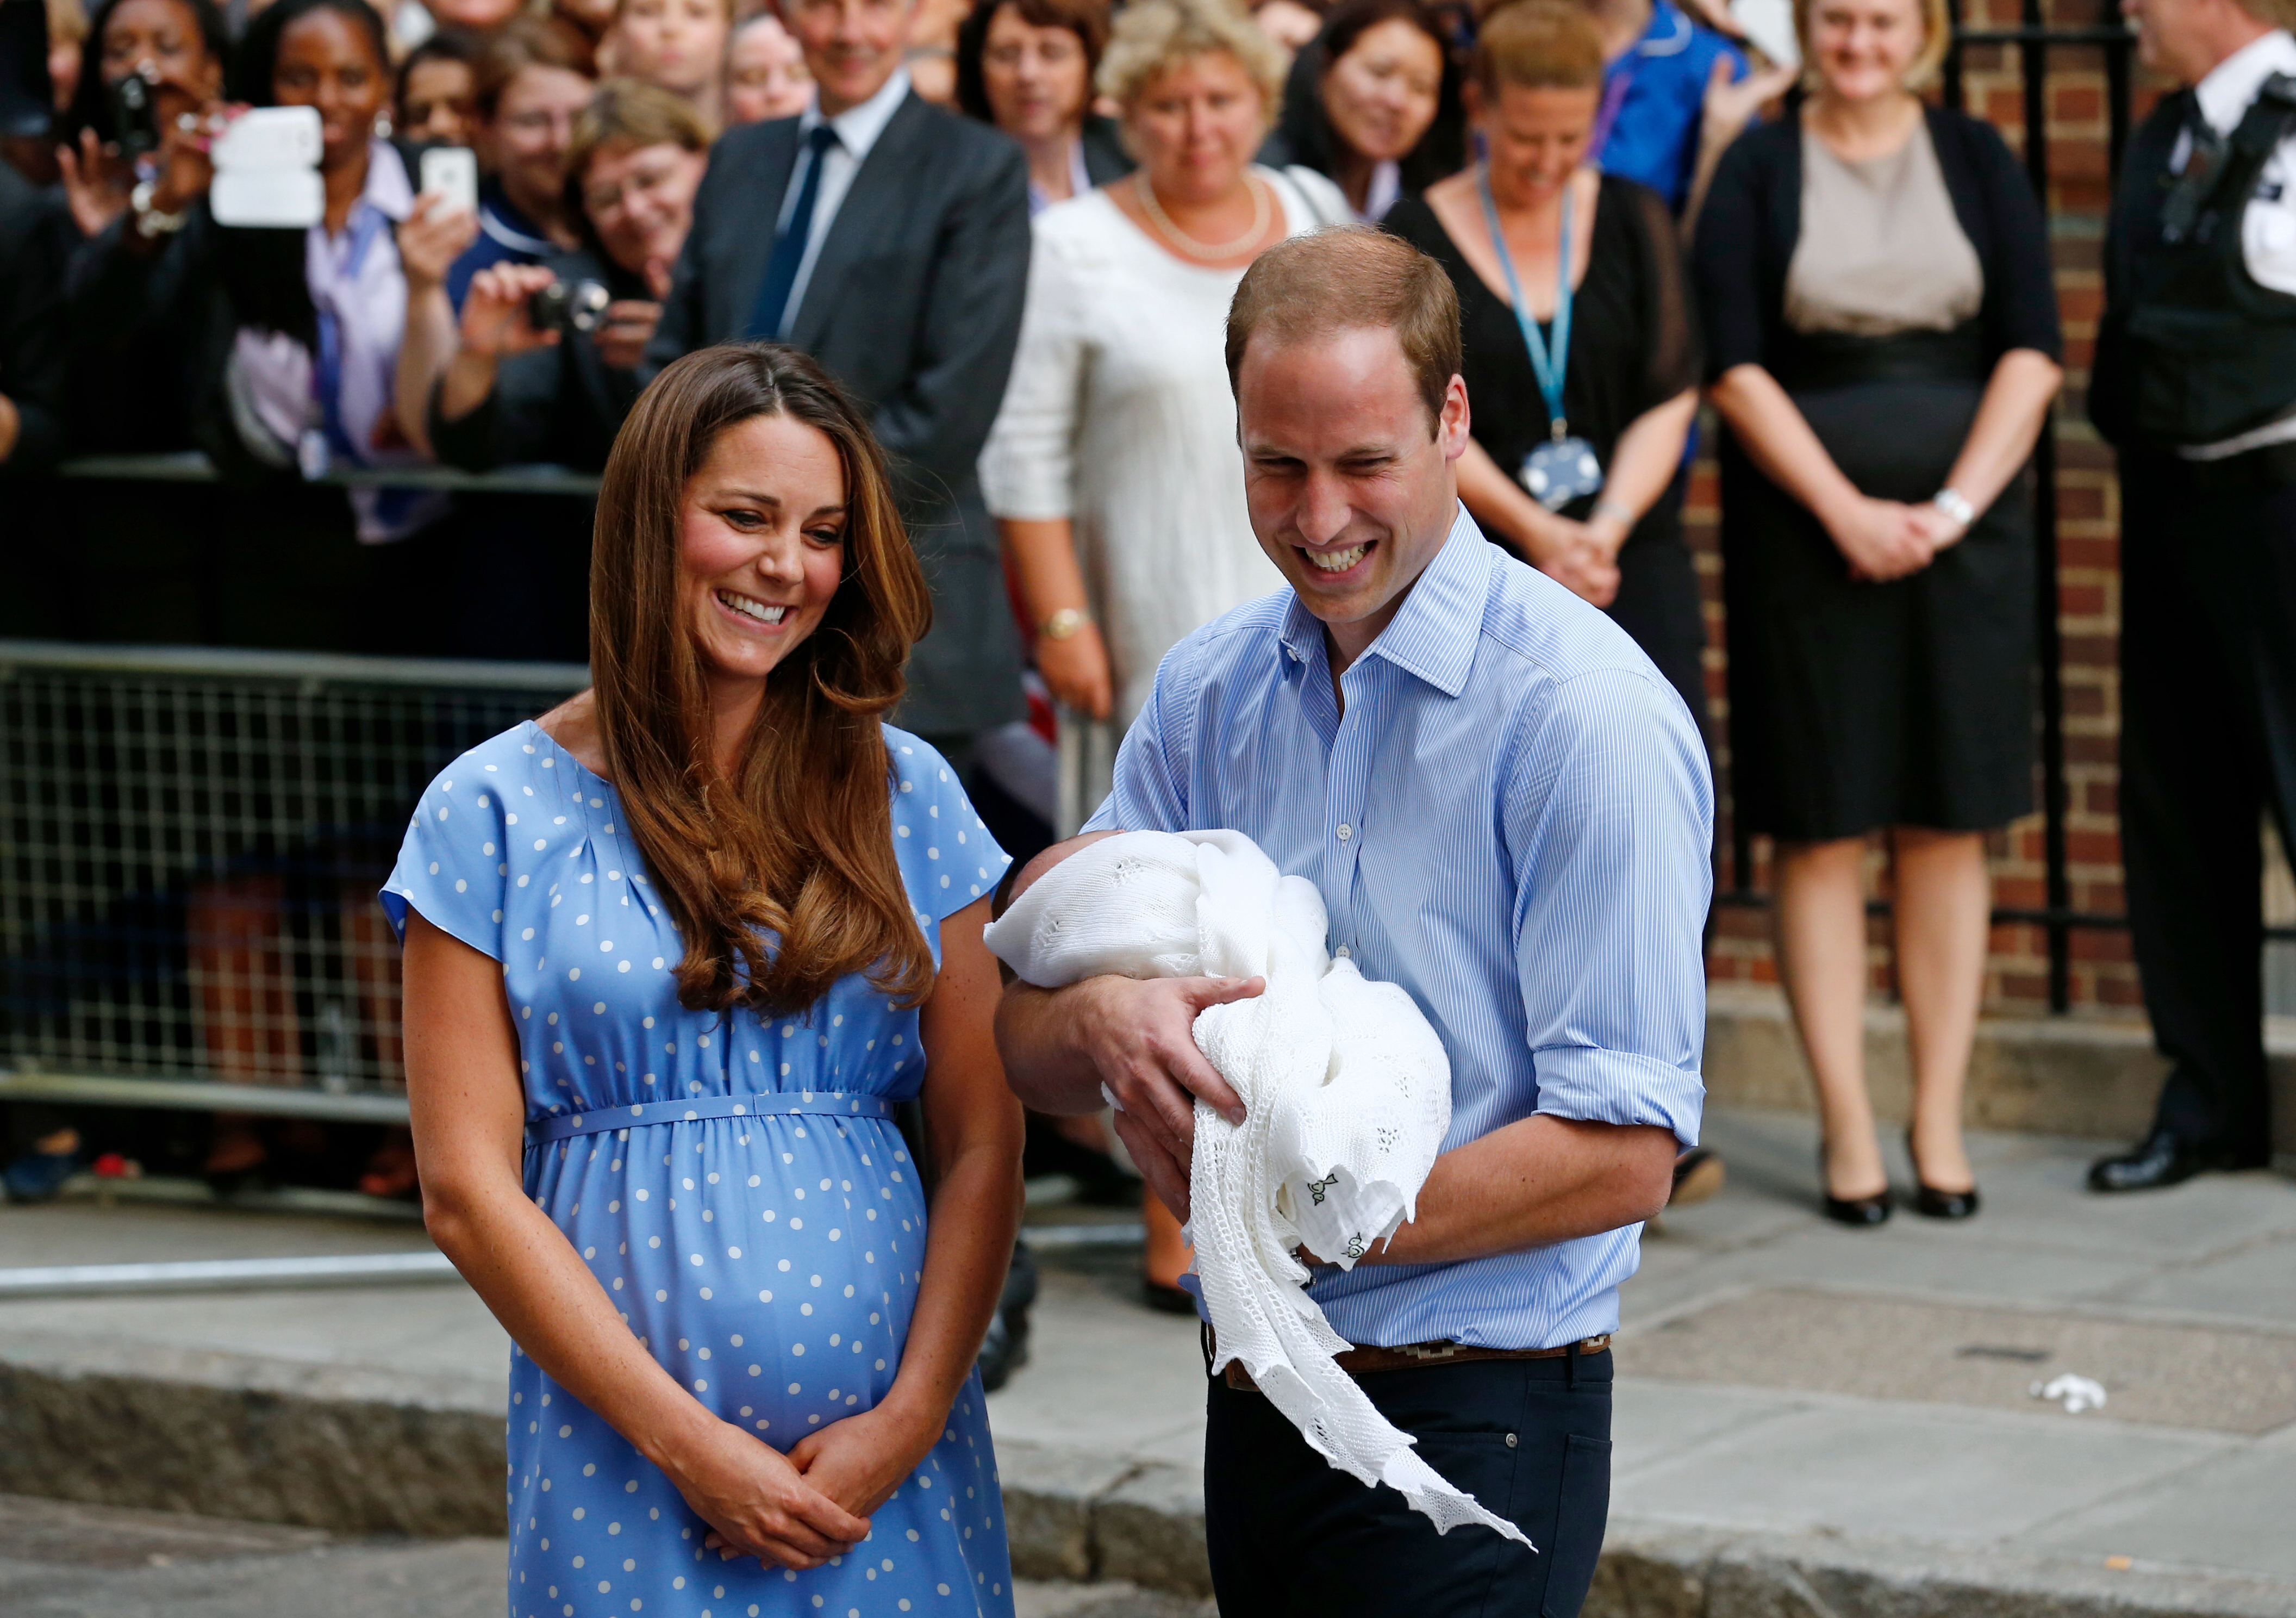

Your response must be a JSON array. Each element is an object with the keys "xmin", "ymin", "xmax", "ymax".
[{"xmin": 1203, "ymin": 1348, "xmax": 1613, "ymax": 1617}]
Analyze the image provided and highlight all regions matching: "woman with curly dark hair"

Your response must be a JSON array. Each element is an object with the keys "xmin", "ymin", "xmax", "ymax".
[{"xmin": 390, "ymin": 342, "xmax": 1025, "ymax": 1617}]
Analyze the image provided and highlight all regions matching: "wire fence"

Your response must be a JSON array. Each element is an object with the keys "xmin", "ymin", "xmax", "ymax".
[{"xmin": 0, "ymin": 642, "xmax": 585, "ymax": 1119}]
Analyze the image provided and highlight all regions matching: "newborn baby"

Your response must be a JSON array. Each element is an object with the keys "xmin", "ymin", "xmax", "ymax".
[{"xmin": 983, "ymin": 829, "xmax": 1531, "ymax": 1546}]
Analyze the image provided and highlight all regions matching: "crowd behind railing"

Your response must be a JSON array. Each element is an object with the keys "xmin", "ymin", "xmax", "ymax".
[{"xmin": 24, "ymin": 0, "xmax": 2282, "ymax": 1237}]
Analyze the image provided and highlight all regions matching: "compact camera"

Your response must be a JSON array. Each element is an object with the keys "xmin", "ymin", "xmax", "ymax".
[
  {"xmin": 528, "ymin": 279, "xmax": 612, "ymax": 336},
  {"xmin": 108, "ymin": 69, "xmax": 158, "ymax": 157}
]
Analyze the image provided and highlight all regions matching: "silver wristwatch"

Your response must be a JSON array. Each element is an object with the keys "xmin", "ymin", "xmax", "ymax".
[
  {"xmin": 130, "ymin": 179, "xmax": 188, "ymax": 238},
  {"xmin": 1932, "ymin": 487, "xmax": 1976, "ymax": 528}
]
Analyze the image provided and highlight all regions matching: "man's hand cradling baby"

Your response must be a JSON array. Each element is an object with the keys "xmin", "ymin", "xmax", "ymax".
[{"xmin": 1073, "ymin": 972, "xmax": 1261, "ymax": 1222}]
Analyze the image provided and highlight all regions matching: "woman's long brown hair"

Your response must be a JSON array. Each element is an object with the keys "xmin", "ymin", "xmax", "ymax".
[{"xmin": 590, "ymin": 343, "xmax": 935, "ymax": 1018}]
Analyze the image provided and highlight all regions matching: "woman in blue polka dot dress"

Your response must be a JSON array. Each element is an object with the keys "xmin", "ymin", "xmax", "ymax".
[{"xmin": 388, "ymin": 345, "xmax": 1024, "ymax": 1618}]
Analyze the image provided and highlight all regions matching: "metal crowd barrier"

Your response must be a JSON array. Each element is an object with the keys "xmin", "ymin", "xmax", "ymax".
[{"xmin": 0, "ymin": 640, "xmax": 587, "ymax": 1123}]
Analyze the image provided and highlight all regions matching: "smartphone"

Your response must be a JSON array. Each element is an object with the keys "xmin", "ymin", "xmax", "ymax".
[
  {"xmin": 210, "ymin": 103, "xmax": 323, "ymax": 170},
  {"xmin": 1732, "ymin": 0, "xmax": 1799, "ymax": 66},
  {"xmin": 419, "ymin": 145, "xmax": 479, "ymax": 217},
  {"xmin": 209, "ymin": 105, "xmax": 324, "ymax": 228}
]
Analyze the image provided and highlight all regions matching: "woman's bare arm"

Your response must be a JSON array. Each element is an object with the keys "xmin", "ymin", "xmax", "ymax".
[
  {"xmin": 403, "ymin": 912, "xmax": 869, "ymax": 1568},
  {"xmin": 1917, "ymin": 349, "xmax": 2063, "ymax": 545},
  {"xmin": 999, "ymin": 516, "xmax": 1113, "ymax": 720},
  {"xmin": 785, "ymin": 898, "xmax": 1025, "ymax": 1514}
]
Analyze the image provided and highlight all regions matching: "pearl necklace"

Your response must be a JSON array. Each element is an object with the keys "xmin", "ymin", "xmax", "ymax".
[{"xmin": 1132, "ymin": 170, "xmax": 1272, "ymax": 260}]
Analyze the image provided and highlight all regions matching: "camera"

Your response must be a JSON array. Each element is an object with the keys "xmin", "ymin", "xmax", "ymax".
[
  {"xmin": 527, "ymin": 279, "xmax": 611, "ymax": 336},
  {"xmin": 108, "ymin": 69, "xmax": 158, "ymax": 158}
]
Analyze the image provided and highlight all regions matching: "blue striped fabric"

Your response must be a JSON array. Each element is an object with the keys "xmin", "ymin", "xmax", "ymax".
[{"xmin": 1084, "ymin": 507, "xmax": 1713, "ymax": 1351}]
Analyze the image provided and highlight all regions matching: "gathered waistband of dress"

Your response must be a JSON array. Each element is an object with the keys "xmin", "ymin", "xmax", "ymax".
[{"xmin": 526, "ymin": 1092, "xmax": 899, "ymax": 1144}]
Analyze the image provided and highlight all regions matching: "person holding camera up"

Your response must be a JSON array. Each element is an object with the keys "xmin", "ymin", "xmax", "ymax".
[{"xmin": 428, "ymin": 80, "xmax": 704, "ymax": 475}]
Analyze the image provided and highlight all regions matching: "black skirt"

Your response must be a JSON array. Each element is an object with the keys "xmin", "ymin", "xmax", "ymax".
[{"xmin": 1721, "ymin": 331, "xmax": 2036, "ymax": 841}]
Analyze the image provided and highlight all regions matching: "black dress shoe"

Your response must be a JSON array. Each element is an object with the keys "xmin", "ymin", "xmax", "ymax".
[
  {"xmin": 1822, "ymin": 1187, "xmax": 1892, "ymax": 1225},
  {"xmin": 2088, "ymin": 1127, "xmax": 2262, "ymax": 1192},
  {"xmin": 1911, "ymin": 1183, "xmax": 1981, "ymax": 1218},
  {"xmin": 1905, "ymin": 1130, "xmax": 1980, "ymax": 1219},
  {"xmin": 1818, "ymin": 1146, "xmax": 1891, "ymax": 1225}
]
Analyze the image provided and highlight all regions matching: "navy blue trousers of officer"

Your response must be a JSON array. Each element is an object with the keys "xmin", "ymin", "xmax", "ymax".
[
  {"xmin": 2118, "ymin": 451, "xmax": 2296, "ymax": 1159},
  {"xmin": 1204, "ymin": 1348, "xmax": 1613, "ymax": 1617}
]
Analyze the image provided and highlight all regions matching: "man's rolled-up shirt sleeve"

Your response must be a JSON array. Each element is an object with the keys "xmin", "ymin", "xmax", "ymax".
[{"xmin": 1505, "ymin": 665, "xmax": 1713, "ymax": 1149}]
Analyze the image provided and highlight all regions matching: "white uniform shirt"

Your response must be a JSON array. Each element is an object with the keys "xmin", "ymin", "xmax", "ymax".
[{"xmin": 2170, "ymin": 29, "xmax": 2296, "ymax": 457}]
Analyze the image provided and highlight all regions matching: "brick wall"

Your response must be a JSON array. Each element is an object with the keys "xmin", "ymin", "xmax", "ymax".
[{"xmin": 1695, "ymin": 0, "xmax": 2159, "ymax": 1015}]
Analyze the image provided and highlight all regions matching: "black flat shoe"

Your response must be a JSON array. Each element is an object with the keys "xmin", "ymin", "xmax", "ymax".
[
  {"xmin": 1818, "ymin": 1146, "xmax": 1890, "ymax": 1226},
  {"xmin": 1905, "ymin": 1131, "xmax": 1980, "ymax": 1219},
  {"xmin": 2087, "ymin": 1126, "xmax": 2263, "ymax": 1192}
]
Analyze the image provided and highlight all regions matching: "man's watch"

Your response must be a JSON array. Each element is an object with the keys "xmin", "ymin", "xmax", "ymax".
[
  {"xmin": 130, "ymin": 179, "xmax": 188, "ymax": 238},
  {"xmin": 1040, "ymin": 607, "xmax": 1089, "ymax": 642}
]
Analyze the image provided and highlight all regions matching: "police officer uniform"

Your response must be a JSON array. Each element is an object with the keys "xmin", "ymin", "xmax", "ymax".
[{"xmin": 2090, "ymin": 29, "xmax": 2296, "ymax": 1187}]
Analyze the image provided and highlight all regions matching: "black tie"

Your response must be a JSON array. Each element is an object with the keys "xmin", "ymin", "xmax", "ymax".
[{"xmin": 750, "ymin": 124, "xmax": 840, "ymax": 340}]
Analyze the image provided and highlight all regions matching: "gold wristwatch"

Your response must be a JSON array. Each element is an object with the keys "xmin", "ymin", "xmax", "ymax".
[{"xmin": 1040, "ymin": 607, "xmax": 1089, "ymax": 642}]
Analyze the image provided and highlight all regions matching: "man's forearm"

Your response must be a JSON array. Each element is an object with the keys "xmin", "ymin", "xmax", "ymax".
[
  {"xmin": 1351, "ymin": 1117, "xmax": 1677, "ymax": 1268},
  {"xmin": 993, "ymin": 981, "xmax": 1110, "ymax": 1116}
]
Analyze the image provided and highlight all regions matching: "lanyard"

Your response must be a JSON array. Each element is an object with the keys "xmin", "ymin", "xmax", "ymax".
[
  {"xmin": 1590, "ymin": 60, "xmax": 1636, "ymax": 159},
  {"xmin": 1477, "ymin": 163, "xmax": 1575, "ymax": 442}
]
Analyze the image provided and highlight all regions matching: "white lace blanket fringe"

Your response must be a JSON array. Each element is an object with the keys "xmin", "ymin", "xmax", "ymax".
[{"xmin": 982, "ymin": 829, "xmax": 1533, "ymax": 1547}]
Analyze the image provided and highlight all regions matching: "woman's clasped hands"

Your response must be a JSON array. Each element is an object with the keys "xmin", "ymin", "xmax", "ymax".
[
  {"xmin": 682, "ymin": 1395, "xmax": 950, "ymax": 1570},
  {"xmin": 1824, "ymin": 490, "xmax": 1969, "ymax": 582}
]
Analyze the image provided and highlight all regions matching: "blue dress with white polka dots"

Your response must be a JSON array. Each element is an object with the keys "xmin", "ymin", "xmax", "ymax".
[{"xmin": 382, "ymin": 719, "xmax": 1016, "ymax": 1618}]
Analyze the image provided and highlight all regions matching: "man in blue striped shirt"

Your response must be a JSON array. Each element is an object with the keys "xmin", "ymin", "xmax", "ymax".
[{"xmin": 995, "ymin": 229, "xmax": 1712, "ymax": 1616}]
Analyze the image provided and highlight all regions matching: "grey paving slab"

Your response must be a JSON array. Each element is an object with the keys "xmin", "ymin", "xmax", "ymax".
[
  {"xmin": 2111, "ymin": 1231, "xmax": 2296, "ymax": 1328},
  {"xmin": 1617, "ymin": 1289, "xmax": 2296, "ymax": 1433},
  {"xmin": 1609, "ymin": 1379, "xmax": 1813, "ymax": 1482},
  {"xmin": 0, "ymin": 1200, "xmax": 437, "ymax": 1267},
  {"xmin": 987, "ymin": 1264, "xmax": 1203, "ymax": 1458},
  {"xmin": 1613, "ymin": 1393, "xmax": 2236, "ymax": 1543},
  {"xmin": 0, "ymin": 1285, "xmax": 508, "ymax": 1384},
  {"xmin": 2026, "ymin": 1440, "xmax": 2296, "ymax": 1581}
]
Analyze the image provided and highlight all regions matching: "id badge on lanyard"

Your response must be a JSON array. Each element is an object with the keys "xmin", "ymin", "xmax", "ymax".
[{"xmin": 1477, "ymin": 164, "xmax": 1604, "ymax": 511}]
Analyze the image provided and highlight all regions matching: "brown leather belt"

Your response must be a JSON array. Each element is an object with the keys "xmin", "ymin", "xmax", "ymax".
[{"xmin": 1214, "ymin": 1330, "xmax": 1612, "ymax": 1393}]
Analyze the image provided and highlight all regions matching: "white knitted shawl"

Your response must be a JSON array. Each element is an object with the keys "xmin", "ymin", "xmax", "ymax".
[{"xmin": 983, "ymin": 830, "xmax": 1533, "ymax": 1546}]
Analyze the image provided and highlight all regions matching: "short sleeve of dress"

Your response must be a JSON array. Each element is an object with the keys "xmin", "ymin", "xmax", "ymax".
[
  {"xmin": 379, "ymin": 743, "xmax": 515, "ymax": 962},
  {"xmin": 884, "ymin": 727, "xmax": 1011, "ymax": 966}
]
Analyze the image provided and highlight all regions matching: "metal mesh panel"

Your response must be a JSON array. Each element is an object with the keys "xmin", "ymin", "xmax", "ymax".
[{"xmin": 0, "ymin": 644, "xmax": 585, "ymax": 1098}]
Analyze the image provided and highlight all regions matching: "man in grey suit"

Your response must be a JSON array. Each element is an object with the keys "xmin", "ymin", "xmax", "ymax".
[{"xmin": 646, "ymin": 0, "xmax": 1031, "ymax": 760}]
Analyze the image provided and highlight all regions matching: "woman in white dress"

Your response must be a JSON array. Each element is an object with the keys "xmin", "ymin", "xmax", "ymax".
[{"xmin": 980, "ymin": 0, "xmax": 1348, "ymax": 836}]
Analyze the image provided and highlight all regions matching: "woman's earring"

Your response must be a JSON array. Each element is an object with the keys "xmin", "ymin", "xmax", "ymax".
[{"xmin": 373, "ymin": 112, "xmax": 394, "ymax": 139}]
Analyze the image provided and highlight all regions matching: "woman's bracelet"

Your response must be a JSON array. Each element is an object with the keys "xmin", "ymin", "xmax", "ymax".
[
  {"xmin": 1590, "ymin": 498, "xmax": 1637, "ymax": 529},
  {"xmin": 1932, "ymin": 487, "xmax": 1976, "ymax": 528}
]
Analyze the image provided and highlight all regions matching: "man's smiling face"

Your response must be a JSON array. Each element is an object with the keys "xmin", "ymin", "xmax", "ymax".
[{"xmin": 1236, "ymin": 325, "xmax": 1470, "ymax": 665}]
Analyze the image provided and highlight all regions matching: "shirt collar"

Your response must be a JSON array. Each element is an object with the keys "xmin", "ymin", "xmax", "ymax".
[
  {"xmin": 799, "ymin": 65, "xmax": 912, "ymax": 160},
  {"xmin": 2195, "ymin": 28, "xmax": 2296, "ymax": 134},
  {"xmin": 1277, "ymin": 503, "xmax": 1490, "ymax": 698},
  {"xmin": 1630, "ymin": 0, "xmax": 1695, "ymax": 59}
]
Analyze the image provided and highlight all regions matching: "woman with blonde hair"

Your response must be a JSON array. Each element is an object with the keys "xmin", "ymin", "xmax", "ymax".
[
  {"xmin": 978, "ymin": 0, "xmax": 1346, "ymax": 1309},
  {"xmin": 1693, "ymin": 0, "xmax": 2062, "ymax": 1224},
  {"xmin": 391, "ymin": 343, "xmax": 1025, "ymax": 1616}
]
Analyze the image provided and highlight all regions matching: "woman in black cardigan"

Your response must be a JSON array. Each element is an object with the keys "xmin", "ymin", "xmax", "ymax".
[{"xmin": 1692, "ymin": 0, "xmax": 2061, "ymax": 1227}]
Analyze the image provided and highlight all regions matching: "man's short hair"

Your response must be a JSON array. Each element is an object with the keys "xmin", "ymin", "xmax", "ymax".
[
  {"xmin": 1473, "ymin": 0, "xmax": 1605, "ymax": 94},
  {"xmin": 1225, "ymin": 228, "xmax": 1462, "ymax": 431}
]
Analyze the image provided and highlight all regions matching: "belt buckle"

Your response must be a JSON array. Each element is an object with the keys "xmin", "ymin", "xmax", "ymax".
[{"xmin": 1394, "ymin": 1341, "xmax": 1462, "ymax": 1361}]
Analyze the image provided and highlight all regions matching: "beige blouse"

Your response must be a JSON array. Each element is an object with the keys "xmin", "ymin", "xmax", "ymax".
[{"xmin": 1784, "ymin": 118, "xmax": 1985, "ymax": 337}]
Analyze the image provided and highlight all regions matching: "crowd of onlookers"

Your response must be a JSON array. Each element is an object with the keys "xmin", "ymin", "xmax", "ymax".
[{"xmin": 1, "ymin": 0, "xmax": 2075, "ymax": 1248}]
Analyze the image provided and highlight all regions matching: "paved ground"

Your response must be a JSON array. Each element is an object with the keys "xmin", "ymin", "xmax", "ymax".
[
  {"xmin": 0, "ymin": 1493, "xmax": 1211, "ymax": 1618},
  {"xmin": 1, "ymin": 1106, "xmax": 2292, "ymax": 1610}
]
